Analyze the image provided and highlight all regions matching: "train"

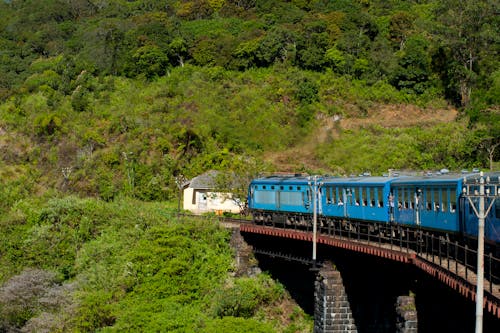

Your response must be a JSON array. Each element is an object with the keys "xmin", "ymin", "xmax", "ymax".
[{"xmin": 247, "ymin": 172, "xmax": 500, "ymax": 252}]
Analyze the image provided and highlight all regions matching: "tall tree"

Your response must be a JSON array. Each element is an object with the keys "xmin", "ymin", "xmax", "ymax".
[{"xmin": 434, "ymin": 0, "xmax": 499, "ymax": 106}]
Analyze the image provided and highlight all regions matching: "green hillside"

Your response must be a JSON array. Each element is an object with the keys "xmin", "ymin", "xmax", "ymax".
[
  {"xmin": 0, "ymin": 198, "xmax": 311, "ymax": 332},
  {"xmin": 0, "ymin": 0, "xmax": 498, "ymax": 331},
  {"xmin": 0, "ymin": 0, "xmax": 498, "ymax": 205}
]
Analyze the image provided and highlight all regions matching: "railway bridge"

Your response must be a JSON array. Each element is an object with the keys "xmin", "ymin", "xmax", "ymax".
[{"xmin": 221, "ymin": 217, "xmax": 500, "ymax": 332}]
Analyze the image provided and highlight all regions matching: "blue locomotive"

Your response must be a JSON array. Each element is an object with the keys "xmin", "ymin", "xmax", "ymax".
[{"xmin": 248, "ymin": 172, "xmax": 500, "ymax": 246}]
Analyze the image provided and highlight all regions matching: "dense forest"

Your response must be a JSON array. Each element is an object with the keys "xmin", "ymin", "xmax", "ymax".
[
  {"xmin": 0, "ymin": 0, "xmax": 498, "ymax": 331},
  {"xmin": 0, "ymin": 0, "xmax": 499, "ymax": 203}
]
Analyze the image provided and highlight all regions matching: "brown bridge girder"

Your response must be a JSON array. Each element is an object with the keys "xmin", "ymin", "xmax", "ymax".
[{"xmin": 239, "ymin": 223, "xmax": 500, "ymax": 319}]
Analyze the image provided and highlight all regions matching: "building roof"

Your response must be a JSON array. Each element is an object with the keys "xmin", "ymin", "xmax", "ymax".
[{"xmin": 187, "ymin": 170, "xmax": 221, "ymax": 189}]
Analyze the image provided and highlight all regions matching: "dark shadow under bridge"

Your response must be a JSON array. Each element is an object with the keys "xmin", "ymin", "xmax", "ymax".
[{"xmin": 227, "ymin": 219, "xmax": 500, "ymax": 320}]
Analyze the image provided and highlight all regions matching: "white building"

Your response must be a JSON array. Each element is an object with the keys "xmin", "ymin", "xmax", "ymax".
[{"xmin": 183, "ymin": 170, "xmax": 241, "ymax": 215}]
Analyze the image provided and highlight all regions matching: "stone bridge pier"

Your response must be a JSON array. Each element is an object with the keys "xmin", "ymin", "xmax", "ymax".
[
  {"xmin": 314, "ymin": 262, "xmax": 357, "ymax": 333},
  {"xmin": 313, "ymin": 262, "xmax": 418, "ymax": 333}
]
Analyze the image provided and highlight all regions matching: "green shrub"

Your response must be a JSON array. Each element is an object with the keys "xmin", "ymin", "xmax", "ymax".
[
  {"xmin": 213, "ymin": 274, "xmax": 285, "ymax": 318},
  {"xmin": 203, "ymin": 316, "xmax": 275, "ymax": 333},
  {"xmin": 33, "ymin": 113, "xmax": 62, "ymax": 137}
]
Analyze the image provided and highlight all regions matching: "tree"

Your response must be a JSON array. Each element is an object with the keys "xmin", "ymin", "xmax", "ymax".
[
  {"xmin": 80, "ymin": 19, "xmax": 128, "ymax": 75},
  {"xmin": 470, "ymin": 110, "xmax": 500, "ymax": 170},
  {"xmin": 434, "ymin": 0, "xmax": 499, "ymax": 106},
  {"xmin": 390, "ymin": 35, "xmax": 431, "ymax": 94},
  {"xmin": 213, "ymin": 155, "xmax": 268, "ymax": 214},
  {"xmin": 256, "ymin": 27, "xmax": 297, "ymax": 66},
  {"xmin": 325, "ymin": 47, "xmax": 347, "ymax": 73},
  {"xmin": 131, "ymin": 44, "xmax": 170, "ymax": 79},
  {"xmin": 168, "ymin": 37, "xmax": 188, "ymax": 67},
  {"xmin": 389, "ymin": 11, "xmax": 414, "ymax": 50}
]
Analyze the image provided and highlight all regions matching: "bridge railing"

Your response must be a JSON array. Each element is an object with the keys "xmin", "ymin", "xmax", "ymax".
[
  {"xmin": 311, "ymin": 219, "xmax": 499, "ymax": 294},
  {"xmin": 417, "ymin": 232, "xmax": 499, "ymax": 294}
]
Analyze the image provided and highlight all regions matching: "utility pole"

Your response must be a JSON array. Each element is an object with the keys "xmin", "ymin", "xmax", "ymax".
[
  {"xmin": 462, "ymin": 172, "xmax": 499, "ymax": 333},
  {"xmin": 308, "ymin": 175, "xmax": 322, "ymax": 268}
]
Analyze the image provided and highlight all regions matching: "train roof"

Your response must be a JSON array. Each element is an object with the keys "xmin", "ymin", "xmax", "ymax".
[
  {"xmin": 251, "ymin": 176, "xmax": 311, "ymax": 185},
  {"xmin": 390, "ymin": 173, "xmax": 481, "ymax": 185},
  {"xmin": 322, "ymin": 176, "xmax": 398, "ymax": 185},
  {"xmin": 251, "ymin": 175, "xmax": 397, "ymax": 186},
  {"xmin": 251, "ymin": 172, "xmax": 499, "ymax": 187}
]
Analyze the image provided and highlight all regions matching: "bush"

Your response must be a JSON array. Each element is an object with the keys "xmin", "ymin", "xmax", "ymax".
[
  {"xmin": 213, "ymin": 275, "xmax": 285, "ymax": 318},
  {"xmin": 33, "ymin": 113, "xmax": 62, "ymax": 137},
  {"xmin": 0, "ymin": 269, "xmax": 61, "ymax": 330},
  {"xmin": 203, "ymin": 316, "xmax": 275, "ymax": 333}
]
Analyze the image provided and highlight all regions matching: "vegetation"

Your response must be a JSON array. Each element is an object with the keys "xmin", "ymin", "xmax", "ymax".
[
  {"xmin": 0, "ymin": 0, "xmax": 498, "ymax": 205},
  {"xmin": 0, "ymin": 0, "xmax": 498, "ymax": 331},
  {"xmin": 0, "ymin": 197, "xmax": 311, "ymax": 332}
]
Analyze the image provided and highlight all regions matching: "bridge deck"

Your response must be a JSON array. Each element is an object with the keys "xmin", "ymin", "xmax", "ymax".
[{"xmin": 236, "ymin": 222, "xmax": 500, "ymax": 319}]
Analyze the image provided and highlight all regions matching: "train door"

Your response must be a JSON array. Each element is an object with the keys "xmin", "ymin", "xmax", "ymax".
[
  {"xmin": 458, "ymin": 193, "xmax": 468, "ymax": 237},
  {"xmin": 418, "ymin": 187, "xmax": 435, "ymax": 229},
  {"xmin": 276, "ymin": 189, "xmax": 280, "ymax": 210},
  {"xmin": 304, "ymin": 187, "xmax": 310, "ymax": 209}
]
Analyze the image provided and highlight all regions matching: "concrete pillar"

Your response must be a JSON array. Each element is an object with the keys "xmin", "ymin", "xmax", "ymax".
[
  {"xmin": 314, "ymin": 262, "xmax": 357, "ymax": 333},
  {"xmin": 229, "ymin": 228, "xmax": 261, "ymax": 277},
  {"xmin": 395, "ymin": 295, "xmax": 417, "ymax": 333}
]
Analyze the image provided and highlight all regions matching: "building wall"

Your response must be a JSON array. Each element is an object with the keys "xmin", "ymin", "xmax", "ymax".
[{"xmin": 183, "ymin": 188, "xmax": 240, "ymax": 214}]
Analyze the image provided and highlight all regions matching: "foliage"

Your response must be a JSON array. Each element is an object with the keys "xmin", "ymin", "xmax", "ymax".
[
  {"xmin": 0, "ymin": 268, "xmax": 74, "ymax": 331},
  {"xmin": 0, "ymin": 197, "xmax": 311, "ymax": 331},
  {"xmin": 0, "ymin": 1, "xmax": 497, "ymax": 329},
  {"xmin": 203, "ymin": 316, "xmax": 275, "ymax": 333},
  {"xmin": 0, "ymin": 1, "xmax": 495, "ymax": 198},
  {"xmin": 315, "ymin": 121, "xmax": 476, "ymax": 174},
  {"xmin": 213, "ymin": 274, "xmax": 285, "ymax": 318}
]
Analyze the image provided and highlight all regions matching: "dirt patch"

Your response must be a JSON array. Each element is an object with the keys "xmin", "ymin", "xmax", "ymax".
[
  {"xmin": 339, "ymin": 104, "xmax": 457, "ymax": 130},
  {"xmin": 263, "ymin": 104, "xmax": 458, "ymax": 172}
]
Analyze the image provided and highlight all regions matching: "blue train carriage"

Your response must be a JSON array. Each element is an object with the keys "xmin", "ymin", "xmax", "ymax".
[
  {"xmin": 248, "ymin": 175, "xmax": 313, "ymax": 226},
  {"xmin": 460, "ymin": 172, "xmax": 500, "ymax": 246},
  {"xmin": 390, "ymin": 174, "xmax": 467, "ymax": 237},
  {"xmin": 321, "ymin": 176, "xmax": 397, "ymax": 223}
]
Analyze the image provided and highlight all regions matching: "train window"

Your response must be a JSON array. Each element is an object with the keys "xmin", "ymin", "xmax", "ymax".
[
  {"xmin": 404, "ymin": 188, "xmax": 410, "ymax": 209},
  {"xmin": 350, "ymin": 188, "xmax": 356, "ymax": 205},
  {"xmin": 361, "ymin": 188, "xmax": 367, "ymax": 206},
  {"xmin": 271, "ymin": 186, "xmax": 275, "ymax": 189},
  {"xmin": 369, "ymin": 188, "xmax": 374, "ymax": 206},
  {"xmin": 280, "ymin": 186, "xmax": 284, "ymax": 190},
  {"xmin": 450, "ymin": 189, "xmax": 456, "ymax": 213},
  {"xmin": 332, "ymin": 187, "xmax": 337, "ymax": 204},
  {"xmin": 254, "ymin": 190, "xmax": 276, "ymax": 204},
  {"xmin": 401, "ymin": 188, "xmax": 404, "ymax": 209},
  {"xmin": 289, "ymin": 186, "xmax": 293, "ymax": 190},
  {"xmin": 399, "ymin": 188, "xmax": 405, "ymax": 210},
  {"xmin": 326, "ymin": 187, "xmax": 332, "ymax": 204},
  {"xmin": 280, "ymin": 191, "xmax": 303, "ymax": 206},
  {"xmin": 374, "ymin": 188, "xmax": 381, "ymax": 207},
  {"xmin": 297, "ymin": 186, "xmax": 301, "ymax": 190},
  {"xmin": 434, "ymin": 189, "xmax": 440, "ymax": 212},
  {"xmin": 337, "ymin": 187, "xmax": 347, "ymax": 205},
  {"xmin": 409, "ymin": 189, "xmax": 414, "ymax": 209},
  {"xmin": 442, "ymin": 189, "xmax": 448, "ymax": 212},
  {"xmin": 425, "ymin": 189, "xmax": 432, "ymax": 210},
  {"xmin": 262, "ymin": 185, "xmax": 266, "ymax": 189}
]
